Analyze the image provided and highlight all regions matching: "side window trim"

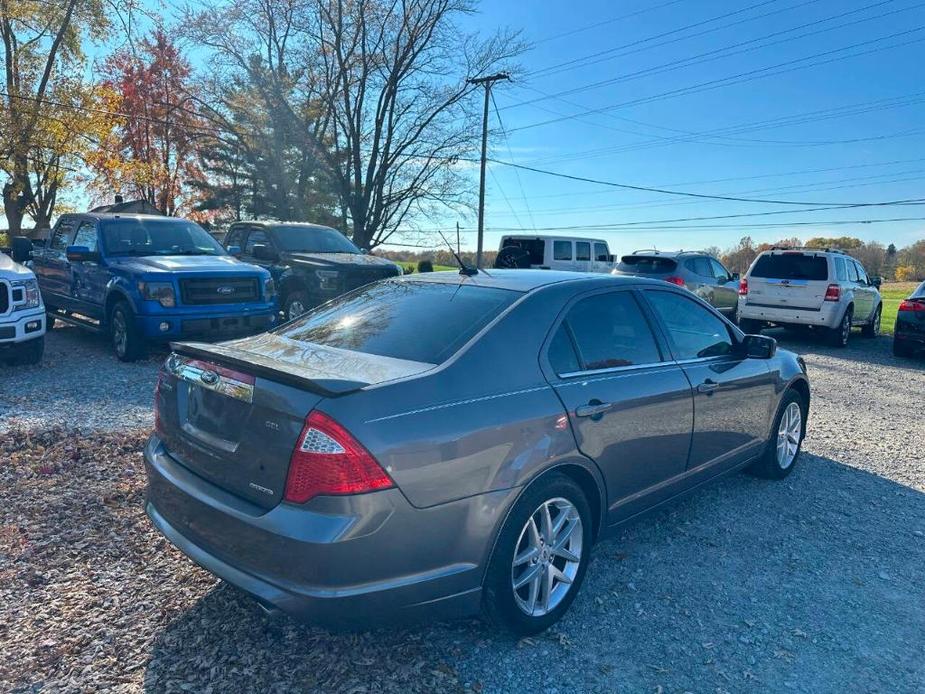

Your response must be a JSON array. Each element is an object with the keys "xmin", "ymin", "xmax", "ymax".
[{"xmin": 542, "ymin": 287, "xmax": 671, "ymax": 379}]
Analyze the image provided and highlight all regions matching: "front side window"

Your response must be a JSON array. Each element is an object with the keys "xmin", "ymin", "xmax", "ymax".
[
  {"xmin": 554, "ymin": 241, "xmax": 573, "ymax": 261},
  {"xmin": 555, "ymin": 291, "xmax": 662, "ymax": 372},
  {"xmin": 854, "ymin": 261, "xmax": 869, "ymax": 285},
  {"xmin": 244, "ymin": 229, "xmax": 271, "ymax": 255},
  {"xmin": 101, "ymin": 218, "xmax": 226, "ymax": 257},
  {"xmin": 645, "ymin": 290, "xmax": 733, "ymax": 360},
  {"xmin": 847, "ymin": 260, "xmax": 860, "ymax": 282},
  {"xmin": 575, "ymin": 241, "xmax": 591, "ymax": 261},
  {"xmin": 594, "ymin": 243, "xmax": 609, "ymax": 262},
  {"xmin": 278, "ymin": 281, "xmax": 519, "ymax": 364},
  {"xmin": 72, "ymin": 222, "xmax": 98, "ymax": 251},
  {"xmin": 710, "ymin": 258, "xmax": 731, "ymax": 281}
]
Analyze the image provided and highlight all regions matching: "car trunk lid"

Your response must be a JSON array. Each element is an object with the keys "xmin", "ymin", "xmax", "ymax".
[
  {"xmin": 746, "ymin": 252, "xmax": 831, "ymax": 310},
  {"xmin": 156, "ymin": 334, "xmax": 433, "ymax": 509}
]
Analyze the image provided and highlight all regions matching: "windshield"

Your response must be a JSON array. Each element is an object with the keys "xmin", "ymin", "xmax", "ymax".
[
  {"xmin": 101, "ymin": 218, "xmax": 225, "ymax": 257},
  {"xmin": 751, "ymin": 253, "xmax": 828, "ymax": 281},
  {"xmin": 276, "ymin": 280, "xmax": 520, "ymax": 364},
  {"xmin": 617, "ymin": 256, "xmax": 677, "ymax": 274},
  {"xmin": 273, "ymin": 225, "xmax": 360, "ymax": 254}
]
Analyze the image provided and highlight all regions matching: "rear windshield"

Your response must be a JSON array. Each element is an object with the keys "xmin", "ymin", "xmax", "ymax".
[
  {"xmin": 751, "ymin": 253, "xmax": 828, "ymax": 281},
  {"xmin": 276, "ymin": 281, "xmax": 520, "ymax": 364},
  {"xmin": 101, "ymin": 218, "xmax": 226, "ymax": 257},
  {"xmin": 617, "ymin": 256, "xmax": 677, "ymax": 273}
]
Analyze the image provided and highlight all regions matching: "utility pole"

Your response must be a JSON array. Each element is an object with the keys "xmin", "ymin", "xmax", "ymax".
[{"xmin": 468, "ymin": 72, "xmax": 509, "ymax": 269}]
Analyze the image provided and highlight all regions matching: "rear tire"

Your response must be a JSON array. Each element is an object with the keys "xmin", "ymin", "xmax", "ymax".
[
  {"xmin": 748, "ymin": 389, "xmax": 806, "ymax": 480},
  {"xmin": 483, "ymin": 473, "xmax": 593, "ymax": 636},
  {"xmin": 109, "ymin": 300, "xmax": 146, "ymax": 362},
  {"xmin": 861, "ymin": 306, "xmax": 881, "ymax": 338},
  {"xmin": 827, "ymin": 306, "xmax": 852, "ymax": 347},
  {"xmin": 739, "ymin": 318, "xmax": 763, "ymax": 334}
]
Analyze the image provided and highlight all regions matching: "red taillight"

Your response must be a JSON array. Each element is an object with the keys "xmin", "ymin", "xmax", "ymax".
[
  {"xmin": 899, "ymin": 299, "xmax": 925, "ymax": 312},
  {"xmin": 738, "ymin": 278, "xmax": 748, "ymax": 296},
  {"xmin": 824, "ymin": 284, "xmax": 841, "ymax": 302},
  {"xmin": 664, "ymin": 276, "xmax": 686, "ymax": 286},
  {"xmin": 284, "ymin": 411, "xmax": 394, "ymax": 504}
]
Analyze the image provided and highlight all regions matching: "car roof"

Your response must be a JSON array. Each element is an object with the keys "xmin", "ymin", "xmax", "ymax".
[
  {"xmin": 501, "ymin": 234, "xmax": 608, "ymax": 244},
  {"xmin": 230, "ymin": 221, "xmax": 339, "ymax": 232},
  {"xmin": 395, "ymin": 269, "xmax": 664, "ymax": 292},
  {"xmin": 63, "ymin": 213, "xmax": 183, "ymax": 222}
]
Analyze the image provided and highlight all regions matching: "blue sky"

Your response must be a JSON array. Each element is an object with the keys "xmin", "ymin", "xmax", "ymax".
[{"xmin": 446, "ymin": 0, "xmax": 925, "ymax": 255}]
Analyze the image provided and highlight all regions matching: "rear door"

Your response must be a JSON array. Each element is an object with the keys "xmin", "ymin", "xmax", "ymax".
[
  {"xmin": 544, "ymin": 288, "xmax": 694, "ymax": 522},
  {"xmin": 745, "ymin": 252, "xmax": 830, "ymax": 312},
  {"xmin": 641, "ymin": 289, "xmax": 775, "ymax": 471},
  {"xmin": 36, "ymin": 217, "xmax": 78, "ymax": 309},
  {"xmin": 70, "ymin": 220, "xmax": 107, "ymax": 319}
]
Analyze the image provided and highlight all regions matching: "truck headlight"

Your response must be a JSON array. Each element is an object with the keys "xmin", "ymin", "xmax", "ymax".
[
  {"xmin": 315, "ymin": 269, "xmax": 340, "ymax": 290},
  {"xmin": 138, "ymin": 281, "xmax": 176, "ymax": 308},
  {"xmin": 13, "ymin": 279, "xmax": 41, "ymax": 309},
  {"xmin": 264, "ymin": 277, "xmax": 276, "ymax": 300}
]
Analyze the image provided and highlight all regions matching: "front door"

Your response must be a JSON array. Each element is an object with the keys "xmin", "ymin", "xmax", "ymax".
[
  {"xmin": 849, "ymin": 260, "xmax": 876, "ymax": 322},
  {"xmin": 543, "ymin": 289, "xmax": 694, "ymax": 523},
  {"xmin": 641, "ymin": 289, "xmax": 776, "ymax": 472},
  {"xmin": 709, "ymin": 258, "xmax": 739, "ymax": 315}
]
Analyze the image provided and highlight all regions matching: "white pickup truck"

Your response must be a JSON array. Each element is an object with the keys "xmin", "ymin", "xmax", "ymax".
[{"xmin": 0, "ymin": 248, "xmax": 46, "ymax": 364}]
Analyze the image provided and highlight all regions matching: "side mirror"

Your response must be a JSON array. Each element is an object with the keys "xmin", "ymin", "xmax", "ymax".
[
  {"xmin": 65, "ymin": 245, "xmax": 98, "ymax": 262},
  {"xmin": 251, "ymin": 243, "xmax": 278, "ymax": 261},
  {"xmin": 226, "ymin": 244, "xmax": 242, "ymax": 257},
  {"xmin": 731, "ymin": 272, "xmax": 740, "ymax": 282},
  {"xmin": 11, "ymin": 236, "xmax": 33, "ymax": 263},
  {"xmin": 872, "ymin": 276, "xmax": 882, "ymax": 289},
  {"xmin": 742, "ymin": 334, "xmax": 777, "ymax": 359}
]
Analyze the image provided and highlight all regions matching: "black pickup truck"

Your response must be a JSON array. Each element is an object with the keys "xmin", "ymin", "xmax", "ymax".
[{"xmin": 224, "ymin": 222, "xmax": 402, "ymax": 321}]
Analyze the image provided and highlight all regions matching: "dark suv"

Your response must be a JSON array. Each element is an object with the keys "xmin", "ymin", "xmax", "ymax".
[
  {"xmin": 225, "ymin": 222, "xmax": 402, "ymax": 320},
  {"xmin": 612, "ymin": 250, "xmax": 740, "ymax": 321}
]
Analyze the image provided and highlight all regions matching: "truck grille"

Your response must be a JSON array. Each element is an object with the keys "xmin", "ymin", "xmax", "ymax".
[
  {"xmin": 0, "ymin": 281, "xmax": 9, "ymax": 314},
  {"xmin": 179, "ymin": 277, "xmax": 260, "ymax": 305}
]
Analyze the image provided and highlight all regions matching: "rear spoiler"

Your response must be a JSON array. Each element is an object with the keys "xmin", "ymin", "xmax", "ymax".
[{"xmin": 169, "ymin": 341, "xmax": 368, "ymax": 397}]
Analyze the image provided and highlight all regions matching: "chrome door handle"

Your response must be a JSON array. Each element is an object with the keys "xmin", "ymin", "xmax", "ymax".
[
  {"xmin": 575, "ymin": 402, "xmax": 612, "ymax": 418},
  {"xmin": 697, "ymin": 380, "xmax": 719, "ymax": 395}
]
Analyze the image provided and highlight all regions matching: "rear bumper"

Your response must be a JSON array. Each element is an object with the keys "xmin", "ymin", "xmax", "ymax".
[
  {"xmin": 136, "ymin": 306, "xmax": 277, "ymax": 341},
  {"xmin": 0, "ymin": 307, "xmax": 46, "ymax": 345},
  {"xmin": 739, "ymin": 298, "xmax": 840, "ymax": 328},
  {"xmin": 144, "ymin": 436, "xmax": 505, "ymax": 628}
]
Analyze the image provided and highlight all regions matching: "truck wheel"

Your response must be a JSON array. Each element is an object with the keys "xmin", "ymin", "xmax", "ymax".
[
  {"xmin": 110, "ymin": 300, "xmax": 146, "ymax": 362},
  {"xmin": 861, "ymin": 306, "xmax": 881, "ymax": 338},
  {"xmin": 283, "ymin": 291, "xmax": 311, "ymax": 322},
  {"xmin": 9, "ymin": 336, "xmax": 44, "ymax": 366}
]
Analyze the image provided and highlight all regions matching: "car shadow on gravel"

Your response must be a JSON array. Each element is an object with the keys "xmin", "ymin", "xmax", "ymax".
[
  {"xmin": 141, "ymin": 454, "xmax": 925, "ymax": 693},
  {"xmin": 768, "ymin": 328, "xmax": 925, "ymax": 371}
]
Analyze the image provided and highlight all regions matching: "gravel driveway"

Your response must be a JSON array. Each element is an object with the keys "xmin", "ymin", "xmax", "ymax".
[{"xmin": 1, "ymin": 329, "xmax": 923, "ymax": 692}]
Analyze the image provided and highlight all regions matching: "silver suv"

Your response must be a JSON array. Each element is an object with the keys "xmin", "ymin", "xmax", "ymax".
[
  {"xmin": 611, "ymin": 250, "xmax": 740, "ymax": 321},
  {"xmin": 738, "ymin": 248, "xmax": 882, "ymax": 347}
]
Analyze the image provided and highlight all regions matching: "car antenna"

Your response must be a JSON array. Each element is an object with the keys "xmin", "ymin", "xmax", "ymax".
[{"xmin": 438, "ymin": 227, "xmax": 479, "ymax": 277}]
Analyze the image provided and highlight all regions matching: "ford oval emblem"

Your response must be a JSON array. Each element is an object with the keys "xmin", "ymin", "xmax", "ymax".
[
  {"xmin": 216, "ymin": 286, "xmax": 235, "ymax": 295},
  {"xmin": 200, "ymin": 370, "xmax": 220, "ymax": 385}
]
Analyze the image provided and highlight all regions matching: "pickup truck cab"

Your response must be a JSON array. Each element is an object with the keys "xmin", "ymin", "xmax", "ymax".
[
  {"xmin": 0, "ymin": 249, "xmax": 45, "ymax": 365},
  {"xmin": 224, "ymin": 221, "xmax": 401, "ymax": 321},
  {"xmin": 29, "ymin": 213, "xmax": 277, "ymax": 361}
]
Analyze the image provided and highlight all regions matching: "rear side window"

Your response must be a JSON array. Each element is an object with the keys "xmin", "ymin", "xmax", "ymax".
[
  {"xmin": 834, "ymin": 257, "xmax": 848, "ymax": 281},
  {"xmin": 501, "ymin": 238, "xmax": 544, "ymax": 265},
  {"xmin": 617, "ymin": 256, "xmax": 678, "ymax": 274},
  {"xmin": 594, "ymin": 243, "xmax": 609, "ymax": 262},
  {"xmin": 277, "ymin": 281, "xmax": 519, "ymax": 364},
  {"xmin": 575, "ymin": 241, "xmax": 591, "ymax": 261},
  {"xmin": 685, "ymin": 257, "xmax": 712, "ymax": 277},
  {"xmin": 554, "ymin": 241, "xmax": 572, "ymax": 261},
  {"xmin": 750, "ymin": 253, "xmax": 828, "ymax": 281},
  {"xmin": 645, "ymin": 291, "xmax": 733, "ymax": 360},
  {"xmin": 49, "ymin": 220, "xmax": 75, "ymax": 251},
  {"xmin": 547, "ymin": 324, "xmax": 580, "ymax": 375},
  {"xmin": 554, "ymin": 292, "xmax": 662, "ymax": 372}
]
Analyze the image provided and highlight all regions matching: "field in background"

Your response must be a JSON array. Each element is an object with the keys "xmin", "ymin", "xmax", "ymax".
[{"xmin": 880, "ymin": 282, "xmax": 918, "ymax": 335}]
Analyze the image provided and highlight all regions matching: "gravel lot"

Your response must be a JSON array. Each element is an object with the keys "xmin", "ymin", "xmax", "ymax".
[{"xmin": 1, "ymin": 328, "xmax": 923, "ymax": 692}]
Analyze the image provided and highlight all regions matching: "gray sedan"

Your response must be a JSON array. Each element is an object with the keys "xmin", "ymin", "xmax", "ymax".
[{"xmin": 145, "ymin": 270, "xmax": 810, "ymax": 634}]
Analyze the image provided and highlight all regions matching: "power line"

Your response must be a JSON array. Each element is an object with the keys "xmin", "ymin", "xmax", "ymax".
[
  {"xmin": 510, "ymin": 26, "xmax": 925, "ymax": 133},
  {"xmin": 490, "ymin": 90, "xmax": 536, "ymax": 232},
  {"xmin": 530, "ymin": 0, "xmax": 687, "ymax": 47}
]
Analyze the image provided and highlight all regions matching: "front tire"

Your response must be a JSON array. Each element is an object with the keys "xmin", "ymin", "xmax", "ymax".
[
  {"xmin": 748, "ymin": 389, "xmax": 806, "ymax": 480},
  {"xmin": 483, "ymin": 473, "xmax": 593, "ymax": 636},
  {"xmin": 109, "ymin": 300, "xmax": 146, "ymax": 362},
  {"xmin": 861, "ymin": 306, "xmax": 881, "ymax": 338},
  {"xmin": 827, "ymin": 306, "xmax": 852, "ymax": 347},
  {"xmin": 282, "ymin": 291, "xmax": 311, "ymax": 322}
]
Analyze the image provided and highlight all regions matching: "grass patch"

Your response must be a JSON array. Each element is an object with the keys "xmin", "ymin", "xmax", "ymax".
[{"xmin": 880, "ymin": 282, "xmax": 918, "ymax": 335}]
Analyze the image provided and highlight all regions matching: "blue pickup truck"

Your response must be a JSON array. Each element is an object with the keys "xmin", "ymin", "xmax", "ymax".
[{"xmin": 27, "ymin": 213, "xmax": 277, "ymax": 361}]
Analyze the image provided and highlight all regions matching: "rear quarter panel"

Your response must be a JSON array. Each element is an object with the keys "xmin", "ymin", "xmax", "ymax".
[{"xmin": 318, "ymin": 282, "xmax": 603, "ymax": 510}]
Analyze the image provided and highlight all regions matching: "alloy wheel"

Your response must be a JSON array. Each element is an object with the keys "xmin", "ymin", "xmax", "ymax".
[
  {"xmin": 511, "ymin": 497, "xmax": 583, "ymax": 617},
  {"xmin": 112, "ymin": 311, "xmax": 127, "ymax": 357},
  {"xmin": 776, "ymin": 401, "xmax": 802, "ymax": 470},
  {"xmin": 287, "ymin": 300, "xmax": 306, "ymax": 321}
]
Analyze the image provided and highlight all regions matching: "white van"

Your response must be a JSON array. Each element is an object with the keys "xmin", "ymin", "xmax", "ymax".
[{"xmin": 494, "ymin": 236, "xmax": 613, "ymax": 273}]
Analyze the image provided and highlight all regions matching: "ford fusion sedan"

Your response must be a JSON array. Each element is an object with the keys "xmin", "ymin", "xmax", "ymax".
[{"xmin": 145, "ymin": 270, "xmax": 810, "ymax": 634}]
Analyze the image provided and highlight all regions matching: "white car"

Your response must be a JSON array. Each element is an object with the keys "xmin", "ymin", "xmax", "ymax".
[
  {"xmin": 0, "ymin": 249, "xmax": 46, "ymax": 364},
  {"xmin": 737, "ymin": 248, "xmax": 882, "ymax": 347},
  {"xmin": 494, "ymin": 235, "xmax": 613, "ymax": 273}
]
